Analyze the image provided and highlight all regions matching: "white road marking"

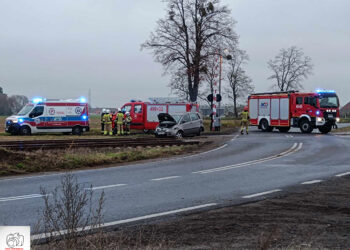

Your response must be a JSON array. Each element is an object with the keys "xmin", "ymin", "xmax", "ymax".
[
  {"xmin": 335, "ymin": 172, "xmax": 350, "ymax": 177},
  {"xmin": 31, "ymin": 203, "xmax": 217, "ymax": 240},
  {"xmin": 231, "ymin": 135, "xmax": 239, "ymax": 141},
  {"xmin": 193, "ymin": 143, "xmax": 302, "ymax": 174},
  {"xmin": 285, "ymin": 135, "xmax": 293, "ymax": 138},
  {"xmin": 242, "ymin": 189, "xmax": 282, "ymax": 199},
  {"xmin": 151, "ymin": 176, "xmax": 180, "ymax": 181},
  {"xmin": 0, "ymin": 173, "xmax": 64, "ymax": 182},
  {"xmin": 301, "ymin": 180, "xmax": 323, "ymax": 185},
  {"xmin": 85, "ymin": 184, "xmax": 127, "ymax": 190},
  {"xmin": 0, "ymin": 194, "xmax": 49, "ymax": 202}
]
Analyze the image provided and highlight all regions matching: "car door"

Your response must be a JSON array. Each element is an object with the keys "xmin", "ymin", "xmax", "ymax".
[
  {"xmin": 190, "ymin": 113, "xmax": 200, "ymax": 134},
  {"xmin": 29, "ymin": 106, "xmax": 45, "ymax": 130},
  {"xmin": 180, "ymin": 114, "xmax": 192, "ymax": 135}
]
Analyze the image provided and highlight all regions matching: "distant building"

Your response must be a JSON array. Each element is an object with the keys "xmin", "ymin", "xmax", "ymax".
[{"xmin": 340, "ymin": 101, "xmax": 350, "ymax": 117}]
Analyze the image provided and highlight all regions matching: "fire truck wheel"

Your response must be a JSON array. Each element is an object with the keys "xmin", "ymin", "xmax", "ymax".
[
  {"xmin": 260, "ymin": 119, "xmax": 271, "ymax": 132},
  {"xmin": 20, "ymin": 126, "xmax": 31, "ymax": 136},
  {"xmin": 300, "ymin": 120, "xmax": 313, "ymax": 133},
  {"xmin": 72, "ymin": 126, "xmax": 82, "ymax": 135},
  {"xmin": 176, "ymin": 131, "xmax": 184, "ymax": 139},
  {"xmin": 318, "ymin": 125, "xmax": 332, "ymax": 134},
  {"xmin": 278, "ymin": 127, "xmax": 290, "ymax": 133}
]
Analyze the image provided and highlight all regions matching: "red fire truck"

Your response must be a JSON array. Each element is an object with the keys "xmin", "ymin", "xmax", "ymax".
[
  {"xmin": 248, "ymin": 90, "xmax": 340, "ymax": 134},
  {"xmin": 120, "ymin": 98, "xmax": 199, "ymax": 132}
]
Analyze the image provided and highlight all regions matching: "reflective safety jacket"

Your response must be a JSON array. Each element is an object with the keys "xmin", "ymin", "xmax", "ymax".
[
  {"xmin": 103, "ymin": 113, "xmax": 112, "ymax": 124},
  {"xmin": 241, "ymin": 111, "xmax": 250, "ymax": 122},
  {"xmin": 125, "ymin": 115, "xmax": 132, "ymax": 124},
  {"xmin": 116, "ymin": 112, "xmax": 124, "ymax": 124}
]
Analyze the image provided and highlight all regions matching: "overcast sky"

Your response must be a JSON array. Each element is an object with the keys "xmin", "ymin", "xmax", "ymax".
[{"xmin": 0, "ymin": 0, "xmax": 349, "ymax": 108}]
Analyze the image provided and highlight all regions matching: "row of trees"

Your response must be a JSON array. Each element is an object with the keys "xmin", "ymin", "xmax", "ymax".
[
  {"xmin": 143, "ymin": 0, "xmax": 313, "ymax": 117},
  {"xmin": 0, "ymin": 87, "xmax": 28, "ymax": 115}
]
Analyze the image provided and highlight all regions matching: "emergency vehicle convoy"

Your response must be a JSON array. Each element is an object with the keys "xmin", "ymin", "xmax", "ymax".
[
  {"xmin": 5, "ymin": 98, "xmax": 89, "ymax": 135},
  {"xmin": 120, "ymin": 97, "xmax": 199, "ymax": 132},
  {"xmin": 248, "ymin": 90, "xmax": 340, "ymax": 134}
]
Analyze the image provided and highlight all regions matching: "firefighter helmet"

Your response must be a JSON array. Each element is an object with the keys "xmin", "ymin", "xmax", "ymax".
[{"xmin": 244, "ymin": 106, "xmax": 248, "ymax": 111}]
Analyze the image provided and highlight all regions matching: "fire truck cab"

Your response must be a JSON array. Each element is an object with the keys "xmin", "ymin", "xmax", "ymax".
[
  {"xmin": 5, "ymin": 97, "xmax": 89, "ymax": 135},
  {"xmin": 248, "ymin": 90, "xmax": 340, "ymax": 134},
  {"xmin": 120, "ymin": 98, "xmax": 199, "ymax": 132}
]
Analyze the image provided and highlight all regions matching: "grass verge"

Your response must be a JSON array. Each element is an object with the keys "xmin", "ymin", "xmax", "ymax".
[{"xmin": 0, "ymin": 145, "xmax": 199, "ymax": 177}]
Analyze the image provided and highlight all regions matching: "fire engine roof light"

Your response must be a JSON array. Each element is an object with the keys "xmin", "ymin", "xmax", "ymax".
[
  {"xmin": 315, "ymin": 89, "xmax": 336, "ymax": 94},
  {"xmin": 79, "ymin": 97, "xmax": 87, "ymax": 103},
  {"xmin": 32, "ymin": 98, "xmax": 43, "ymax": 104}
]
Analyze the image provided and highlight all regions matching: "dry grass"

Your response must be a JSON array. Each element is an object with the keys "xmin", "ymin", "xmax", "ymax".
[
  {"xmin": 0, "ymin": 145, "xmax": 198, "ymax": 177},
  {"xmin": 0, "ymin": 115, "xmax": 240, "ymax": 140},
  {"xmin": 0, "ymin": 115, "xmax": 150, "ymax": 141}
]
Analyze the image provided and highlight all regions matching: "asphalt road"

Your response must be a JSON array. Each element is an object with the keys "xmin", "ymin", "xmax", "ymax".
[{"xmin": 1, "ymin": 125, "xmax": 350, "ymax": 237}]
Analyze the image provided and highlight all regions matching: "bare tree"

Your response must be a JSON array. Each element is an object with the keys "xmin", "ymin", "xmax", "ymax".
[
  {"xmin": 225, "ymin": 49, "xmax": 254, "ymax": 118},
  {"xmin": 39, "ymin": 173, "xmax": 105, "ymax": 249},
  {"xmin": 168, "ymin": 69, "xmax": 190, "ymax": 102},
  {"xmin": 142, "ymin": 0, "xmax": 237, "ymax": 102},
  {"xmin": 8, "ymin": 95, "xmax": 29, "ymax": 114},
  {"xmin": 267, "ymin": 46, "xmax": 313, "ymax": 91}
]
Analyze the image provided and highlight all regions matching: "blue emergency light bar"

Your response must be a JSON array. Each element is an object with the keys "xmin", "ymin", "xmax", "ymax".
[
  {"xmin": 79, "ymin": 97, "xmax": 87, "ymax": 103},
  {"xmin": 32, "ymin": 97, "xmax": 43, "ymax": 104},
  {"xmin": 315, "ymin": 89, "xmax": 336, "ymax": 94}
]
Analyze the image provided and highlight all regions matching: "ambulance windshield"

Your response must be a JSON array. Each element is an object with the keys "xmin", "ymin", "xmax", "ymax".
[
  {"xmin": 17, "ymin": 104, "xmax": 34, "ymax": 116},
  {"xmin": 319, "ymin": 95, "xmax": 339, "ymax": 108}
]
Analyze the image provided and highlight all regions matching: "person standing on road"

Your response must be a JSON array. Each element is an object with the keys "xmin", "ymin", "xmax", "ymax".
[
  {"xmin": 240, "ymin": 106, "xmax": 250, "ymax": 135},
  {"xmin": 116, "ymin": 108, "xmax": 125, "ymax": 135},
  {"xmin": 100, "ymin": 109, "xmax": 106, "ymax": 134},
  {"xmin": 103, "ymin": 110, "xmax": 113, "ymax": 135},
  {"xmin": 125, "ymin": 112, "xmax": 132, "ymax": 135}
]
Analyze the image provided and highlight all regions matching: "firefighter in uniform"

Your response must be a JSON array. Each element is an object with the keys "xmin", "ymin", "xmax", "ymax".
[
  {"xmin": 125, "ymin": 112, "xmax": 132, "ymax": 135},
  {"xmin": 240, "ymin": 106, "xmax": 250, "ymax": 135},
  {"xmin": 116, "ymin": 108, "xmax": 125, "ymax": 135},
  {"xmin": 103, "ymin": 110, "xmax": 113, "ymax": 135},
  {"xmin": 100, "ymin": 109, "xmax": 106, "ymax": 134}
]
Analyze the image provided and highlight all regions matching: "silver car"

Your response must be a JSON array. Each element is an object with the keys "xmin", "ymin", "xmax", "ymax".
[{"xmin": 155, "ymin": 112, "xmax": 204, "ymax": 138}]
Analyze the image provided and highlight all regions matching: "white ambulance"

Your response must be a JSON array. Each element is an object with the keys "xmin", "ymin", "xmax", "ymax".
[{"xmin": 5, "ymin": 98, "xmax": 89, "ymax": 135}]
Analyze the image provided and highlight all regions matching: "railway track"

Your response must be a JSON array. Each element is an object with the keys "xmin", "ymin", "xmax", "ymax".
[{"xmin": 0, "ymin": 137, "xmax": 200, "ymax": 151}]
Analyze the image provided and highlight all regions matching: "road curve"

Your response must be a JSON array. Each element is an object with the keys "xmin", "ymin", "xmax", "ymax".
[{"xmin": 1, "ymin": 127, "xmax": 350, "ymax": 235}]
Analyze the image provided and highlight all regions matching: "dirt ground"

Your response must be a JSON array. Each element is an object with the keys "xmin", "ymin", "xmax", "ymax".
[{"xmin": 84, "ymin": 175, "xmax": 350, "ymax": 249}]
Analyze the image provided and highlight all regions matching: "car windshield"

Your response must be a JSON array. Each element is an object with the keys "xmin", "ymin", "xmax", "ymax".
[
  {"xmin": 319, "ymin": 96, "xmax": 339, "ymax": 108},
  {"xmin": 17, "ymin": 104, "xmax": 33, "ymax": 116},
  {"xmin": 171, "ymin": 115, "xmax": 182, "ymax": 123}
]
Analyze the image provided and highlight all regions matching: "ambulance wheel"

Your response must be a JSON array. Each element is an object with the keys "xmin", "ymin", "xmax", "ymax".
[
  {"xmin": 260, "ymin": 119, "xmax": 271, "ymax": 132},
  {"xmin": 300, "ymin": 120, "xmax": 313, "ymax": 133},
  {"xmin": 318, "ymin": 125, "xmax": 332, "ymax": 134},
  {"xmin": 176, "ymin": 131, "xmax": 184, "ymax": 139},
  {"xmin": 72, "ymin": 126, "xmax": 82, "ymax": 135},
  {"xmin": 20, "ymin": 126, "xmax": 31, "ymax": 136},
  {"xmin": 278, "ymin": 127, "xmax": 290, "ymax": 133}
]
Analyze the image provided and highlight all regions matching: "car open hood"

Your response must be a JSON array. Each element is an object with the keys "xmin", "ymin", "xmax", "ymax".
[{"xmin": 158, "ymin": 113, "xmax": 177, "ymax": 123}]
